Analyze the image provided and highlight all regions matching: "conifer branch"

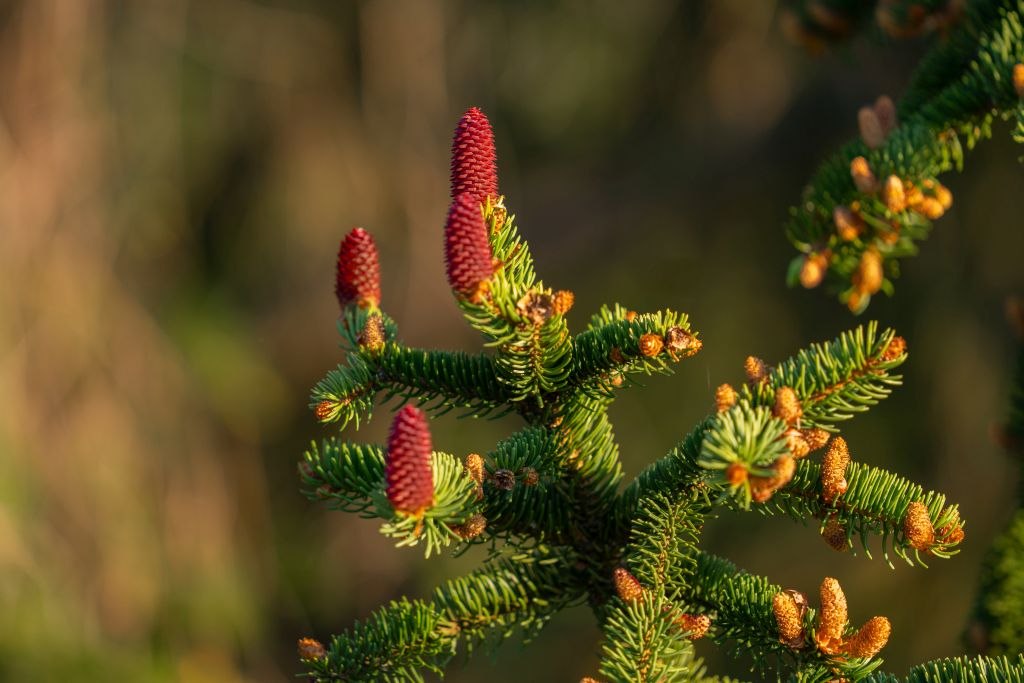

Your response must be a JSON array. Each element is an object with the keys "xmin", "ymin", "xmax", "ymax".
[
  {"xmin": 571, "ymin": 305, "xmax": 701, "ymax": 399},
  {"xmin": 303, "ymin": 554, "xmax": 584, "ymax": 682},
  {"xmin": 301, "ymin": 437, "xmax": 477, "ymax": 557},
  {"xmin": 622, "ymin": 493, "xmax": 702, "ymax": 597},
  {"xmin": 682, "ymin": 553, "xmax": 883, "ymax": 682},
  {"xmin": 297, "ymin": 105, "xmax": 1007, "ymax": 682},
  {"xmin": 598, "ymin": 594, "xmax": 700, "ymax": 683},
  {"xmin": 303, "ymin": 598, "xmax": 453, "ymax": 682},
  {"xmin": 432, "ymin": 553, "xmax": 586, "ymax": 651},
  {"xmin": 862, "ymin": 654, "xmax": 1024, "ymax": 682},
  {"xmin": 967, "ymin": 299, "xmax": 1024, "ymax": 654},
  {"xmin": 310, "ymin": 343, "xmax": 511, "ymax": 429},
  {"xmin": 785, "ymin": 0, "xmax": 1024, "ymax": 310},
  {"xmin": 755, "ymin": 459, "xmax": 965, "ymax": 567},
  {"xmin": 552, "ymin": 392, "xmax": 624, "ymax": 507},
  {"xmin": 476, "ymin": 427, "xmax": 575, "ymax": 541},
  {"xmin": 374, "ymin": 344, "xmax": 511, "ymax": 417},
  {"xmin": 741, "ymin": 323, "xmax": 907, "ymax": 428}
]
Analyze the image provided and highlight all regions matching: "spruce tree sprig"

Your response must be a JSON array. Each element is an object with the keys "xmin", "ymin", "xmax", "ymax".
[
  {"xmin": 785, "ymin": 0, "xmax": 1024, "ymax": 311},
  {"xmin": 862, "ymin": 654, "xmax": 1024, "ymax": 682},
  {"xmin": 303, "ymin": 553, "xmax": 584, "ymax": 683},
  {"xmin": 476, "ymin": 427, "xmax": 575, "ymax": 542},
  {"xmin": 622, "ymin": 493, "xmax": 702, "ymax": 597},
  {"xmin": 310, "ymin": 343, "xmax": 512, "ymax": 429},
  {"xmin": 598, "ymin": 594, "xmax": 700, "ymax": 683},
  {"xmin": 967, "ymin": 299, "xmax": 1024, "ymax": 654},
  {"xmin": 741, "ymin": 323, "xmax": 907, "ymax": 428},
  {"xmin": 755, "ymin": 458, "xmax": 965, "ymax": 568},
  {"xmin": 682, "ymin": 552, "xmax": 883, "ymax": 682},
  {"xmin": 296, "ymin": 106, "xmax": 1021, "ymax": 682},
  {"xmin": 300, "ymin": 438, "xmax": 477, "ymax": 557},
  {"xmin": 571, "ymin": 305, "xmax": 701, "ymax": 399},
  {"xmin": 302, "ymin": 598, "xmax": 453, "ymax": 682}
]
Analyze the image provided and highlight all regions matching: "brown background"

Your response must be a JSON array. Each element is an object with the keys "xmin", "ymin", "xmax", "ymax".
[{"xmin": 0, "ymin": 1, "xmax": 1021, "ymax": 680}]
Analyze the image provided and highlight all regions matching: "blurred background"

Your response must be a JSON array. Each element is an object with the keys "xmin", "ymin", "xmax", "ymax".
[{"xmin": 0, "ymin": 0, "xmax": 1022, "ymax": 680}]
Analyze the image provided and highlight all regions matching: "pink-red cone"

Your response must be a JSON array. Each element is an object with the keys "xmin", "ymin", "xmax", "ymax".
[
  {"xmin": 445, "ymin": 192, "xmax": 494, "ymax": 299},
  {"xmin": 386, "ymin": 405, "xmax": 434, "ymax": 515},
  {"xmin": 335, "ymin": 227, "xmax": 381, "ymax": 310},
  {"xmin": 450, "ymin": 107, "xmax": 498, "ymax": 204}
]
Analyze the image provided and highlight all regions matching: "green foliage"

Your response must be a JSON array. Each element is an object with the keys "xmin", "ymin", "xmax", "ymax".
[
  {"xmin": 970, "ymin": 510, "xmax": 1024, "ymax": 654},
  {"xmin": 622, "ymin": 494, "xmax": 701, "ymax": 597},
  {"xmin": 301, "ymin": 439, "xmax": 477, "ymax": 557},
  {"xmin": 296, "ymin": 107, "xmax": 1017, "ymax": 682},
  {"xmin": 572, "ymin": 305, "xmax": 697, "ymax": 399},
  {"xmin": 741, "ymin": 323, "xmax": 906, "ymax": 428},
  {"xmin": 599, "ymin": 595, "xmax": 697, "ymax": 683},
  {"xmin": 967, "ymin": 308, "xmax": 1024, "ymax": 655},
  {"xmin": 785, "ymin": 0, "xmax": 1024, "ymax": 310},
  {"xmin": 304, "ymin": 555, "xmax": 583, "ymax": 683},
  {"xmin": 863, "ymin": 654, "xmax": 1024, "ymax": 682},
  {"xmin": 758, "ymin": 459, "xmax": 963, "ymax": 567},
  {"xmin": 478, "ymin": 428, "xmax": 574, "ymax": 541},
  {"xmin": 698, "ymin": 401, "xmax": 789, "ymax": 500},
  {"xmin": 305, "ymin": 599, "xmax": 453, "ymax": 682},
  {"xmin": 432, "ymin": 553, "xmax": 585, "ymax": 651}
]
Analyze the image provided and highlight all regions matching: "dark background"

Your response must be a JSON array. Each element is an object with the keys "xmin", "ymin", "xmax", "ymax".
[{"xmin": 0, "ymin": 1, "xmax": 1021, "ymax": 680}]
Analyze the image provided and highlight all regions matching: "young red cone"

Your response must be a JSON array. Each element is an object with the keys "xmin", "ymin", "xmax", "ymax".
[
  {"xmin": 445, "ymin": 192, "xmax": 494, "ymax": 300},
  {"xmin": 335, "ymin": 227, "xmax": 381, "ymax": 310},
  {"xmin": 386, "ymin": 405, "xmax": 435, "ymax": 516},
  {"xmin": 450, "ymin": 106, "xmax": 498, "ymax": 203}
]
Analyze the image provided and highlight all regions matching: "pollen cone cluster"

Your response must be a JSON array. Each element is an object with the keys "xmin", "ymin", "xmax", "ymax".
[
  {"xmin": 450, "ymin": 106, "xmax": 498, "ymax": 203},
  {"xmin": 335, "ymin": 227, "xmax": 382, "ymax": 310},
  {"xmin": 385, "ymin": 405, "xmax": 435, "ymax": 516},
  {"xmin": 812, "ymin": 577, "xmax": 891, "ymax": 659}
]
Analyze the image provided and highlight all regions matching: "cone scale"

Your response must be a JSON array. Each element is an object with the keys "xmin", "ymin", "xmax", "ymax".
[
  {"xmin": 335, "ymin": 227, "xmax": 382, "ymax": 310},
  {"xmin": 385, "ymin": 405, "xmax": 435, "ymax": 516},
  {"xmin": 444, "ymin": 192, "xmax": 494, "ymax": 300},
  {"xmin": 450, "ymin": 106, "xmax": 498, "ymax": 204}
]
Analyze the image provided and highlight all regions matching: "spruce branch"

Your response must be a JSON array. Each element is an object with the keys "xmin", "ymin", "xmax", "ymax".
[
  {"xmin": 571, "ymin": 305, "xmax": 701, "ymax": 399},
  {"xmin": 740, "ymin": 323, "xmax": 907, "ymax": 428},
  {"xmin": 552, "ymin": 392, "xmax": 624, "ymax": 505},
  {"xmin": 862, "ymin": 654, "xmax": 1024, "ymax": 682},
  {"xmin": 785, "ymin": 0, "xmax": 1024, "ymax": 310},
  {"xmin": 296, "ymin": 105, "xmax": 1008, "ymax": 682},
  {"xmin": 310, "ymin": 342, "xmax": 511, "ymax": 428},
  {"xmin": 755, "ymin": 458, "xmax": 965, "ymax": 567},
  {"xmin": 432, "ymin": 552, "xmax": 586, "ymax": 651},
  {"xmin": 682, "ymin": 553, "xmax": 885, "ymax": 682},
  {"xmin": 598, "ymin": 593, "xmax": 700, "ymax": 683},
  {"xmin": 476, "ymin": 427, "xmax": 575, "ymax": 541},
  {"xmin": 622, "ymin": 493, "xmax": 702, "ymax": 598},
  {"xmin": 301, "ymin": 432, "xmax": 477, "ymax": 557},
  {"xmin": 303, "ymin": 598, "xmax": 453, "ymax": 682},
  {"xmin": 967, "ymin": 298, "xmax": 1024, "ymax": 654},
  {"xmin": 303, "ymin": 553, "xmax": 583, "ymax": 682}
]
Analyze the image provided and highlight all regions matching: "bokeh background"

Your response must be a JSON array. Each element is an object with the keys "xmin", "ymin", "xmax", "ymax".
[{"xmin": 1, "ymin": 1, "xmax": 1022, "ymax": 681}]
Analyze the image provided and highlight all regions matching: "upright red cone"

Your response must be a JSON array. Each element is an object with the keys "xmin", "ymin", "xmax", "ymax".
[
  {"xmin": 450, "ymin": 107, "xmax": 498, "ymax": 204},
  {"xmin": 445, "ymin": 193, "xmax": 494, "ymax": 300},
  {"xmin": 335, "ymin": 227, "xmax": 381, "ymax": 310},
  {"xmin": 386, "ymin": 405, "xmax": 435, "ymax": 516}
]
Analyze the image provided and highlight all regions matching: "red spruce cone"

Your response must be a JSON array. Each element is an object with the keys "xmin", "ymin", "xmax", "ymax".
[
  {"xmin": 386, "ymin": 405, "xmax": 435, "ymax": 515},
  {"xmin": 450, "ymin": 106, "xmax": 498, "ymax": 203},
  {"xmin": 445, "ymin": 193, "xmax": 494, "ymax": 299},
  {"xmin": 335, "ymin": 227, "xmax": 381, "ymax": 310}
]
